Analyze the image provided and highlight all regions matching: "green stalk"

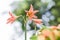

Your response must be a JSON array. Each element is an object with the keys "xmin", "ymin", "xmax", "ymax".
[
  {"xmin": 25, "ymin": 22, "xmax": 27, "ymax": 40},
  {"xmin": 35, "ymin": 25, "xmax": 36, "ymax": 35},
  {"xmin": 24, "ymin": 15, "xmax": 27, "ymax": 40}
]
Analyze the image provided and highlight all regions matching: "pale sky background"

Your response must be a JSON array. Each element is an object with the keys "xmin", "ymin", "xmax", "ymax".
[{"xmin": 0, "ymin": 0, "xmax": 20, "ymax": 40}]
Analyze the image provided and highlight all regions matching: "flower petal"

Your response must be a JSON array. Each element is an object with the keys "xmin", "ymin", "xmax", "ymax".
[
  {"xmin": 29, "ymin": 4, "xmax": 34, "ymax": 12},
  {"xmin": 33, "ymin": 10, "xmax": 39, "ymax": 14}
]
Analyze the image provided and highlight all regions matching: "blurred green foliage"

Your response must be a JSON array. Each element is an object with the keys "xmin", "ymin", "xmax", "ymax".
[
  {"xmin": 50, "ymin": 0, "xmax": 60, "ymax": 25},
  {"xmin": 30, "ymin": 34, "xmax": 37, "ymax": 40}
]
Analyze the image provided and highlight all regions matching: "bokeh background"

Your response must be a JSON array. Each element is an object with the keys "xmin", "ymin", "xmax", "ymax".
[{"xmin": 0, "ymin": 0, "xmax": 60, "ymax": 40}]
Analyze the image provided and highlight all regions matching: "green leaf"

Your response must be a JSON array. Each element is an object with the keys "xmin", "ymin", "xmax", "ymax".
[
  {"xmin": 30, "ymin": 34, "xmax": 37, "ymax": 40},
  {"xmin": 46, "ymin": 37, "xmax": 50, "ymax": 40},
  {"xmin": 56, "ymin": 36, "xmax": 60, "ymax": 40}
]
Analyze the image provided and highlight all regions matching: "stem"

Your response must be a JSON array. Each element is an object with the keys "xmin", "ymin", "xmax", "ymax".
[
  {"xmin": 24, "ymin": 15, "xmax": 27, "ymax": 40},
  {"xmin": 35, "ymin": 25, "xmax": 36, "ymax": 34},
  {"xmin": 25, "ymin": 23, "xmax": 27, "ymax": 40},
  {"xmin": 41, "ymin": 25, "xmax": 47, "ymax": 29}
]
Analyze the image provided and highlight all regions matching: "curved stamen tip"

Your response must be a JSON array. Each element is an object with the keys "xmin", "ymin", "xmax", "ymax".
[
  {"xmin": 25, "ymin": 10, "xmax": 28, "ymax": 13},
  {"xmin": 31, "ymin": 4, "xmax": 33, "ymax": 6}
]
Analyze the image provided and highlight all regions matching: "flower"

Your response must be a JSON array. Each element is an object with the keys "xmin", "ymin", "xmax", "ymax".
[
  {"xmin": 42, "ymin": 29, "xmax": 51, "ymax": 37},
  {"xmin": 50, "ymin": 26, "xmax": 57, "ymax": 30},
  {"xmin": 38, "ymin": 34, "xmax": 45, "ymax": 40},
  {"xmin": 57, "ymin": 24, "xmax": 60, "ymax": 29},
  {"xmin": 50, "ymin": 25, "xmax": 60, "ymax": 30},
  {"xmin": 7, "ymin": 12, "xmax": 19, "ymax": 24},
  {"xmin": 42, "ymin": 29, "xmax": 56, "ymax": 40},
  {"xmin": 53, "ymin": 29, "xmax": 60, "ymax": 37},
  {"xmin": 32, "ymin": 19, "xmax": 42, "ymax": 24},
  {"xmin": 51, "ymin": 24, "xmax": 60, "ymax": 37},
  {"xmin": 25, "ymin": 4, "xmax": 39, "ymax": 20}
]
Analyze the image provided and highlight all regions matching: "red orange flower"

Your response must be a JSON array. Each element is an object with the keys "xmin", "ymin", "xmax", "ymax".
[
  {"xmin": 38, "ymin": 34, "xmax": 45, "ymax": 40},
  {"xmin": 7, "ymin": 12, "xmax": 19, "ymax": 24},
  {"xmin": 57, "ymin": 24, "xmax": 60, "ymax": 29},
  {"xmin": 42, "ymin": 29, "xmax": 56, "ymax": 40},
  {"xmin": 42, "ymin": 29, "xmax": 51, "ymax": 37},
  {"xmin": 32, "ymin": 19, "xmax": 42, "ymax": 24},
  {"xmin": 50, "ymin": 24, "xmax": 60, "ymax": 30},
  {"xmin": 50, "ymin": 26, "xmax": 57, "ymax": 30},
  {"xmin": 25, "ymin": 4, "xmax": 39, "ymax": 20}
]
